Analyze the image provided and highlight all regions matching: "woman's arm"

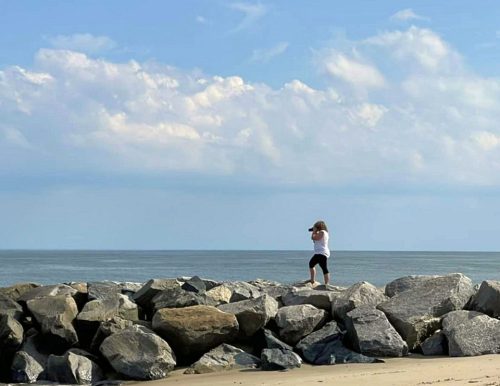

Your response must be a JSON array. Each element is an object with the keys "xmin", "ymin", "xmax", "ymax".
[{"xmin": 311, "ymin": 230, "xmax": 324, "ymax": 241}]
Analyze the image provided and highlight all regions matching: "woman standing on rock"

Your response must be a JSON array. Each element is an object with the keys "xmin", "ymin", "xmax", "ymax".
[{"xmin": 308, "ymin": 220, "xmax": 330, "ymax": 285}]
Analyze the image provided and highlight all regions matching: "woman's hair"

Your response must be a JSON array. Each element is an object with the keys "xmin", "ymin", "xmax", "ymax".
[{"xmin": 314, "ymin": 220, "xmax": 328, "ymax": 232}]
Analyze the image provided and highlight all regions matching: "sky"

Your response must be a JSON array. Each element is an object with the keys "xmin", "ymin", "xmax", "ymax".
[{"xmin": 2, "ymin": 1, "xmax": 500, "ymax": 250}]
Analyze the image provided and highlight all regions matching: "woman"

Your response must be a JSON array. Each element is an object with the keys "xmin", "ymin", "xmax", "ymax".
[{"xmin": 308, "ymin": 220, "xmax": 330, "ymax": 285}]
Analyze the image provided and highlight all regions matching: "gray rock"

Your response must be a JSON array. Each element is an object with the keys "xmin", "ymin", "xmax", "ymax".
[
  {"xmin": 296, "ymin": 321, "xmax": 383, "ymax": 365},
  {"xmin": 377, "ymin": 273, "xmax": 475, "ymax": 351},
  {"xmin": 332, "ymin": 281, "xmax": 388, "ymax": 321},
  {"xmin": 11, "ymin": 330, "xmax": 49, "ymax": 383},
  {"xmin": 467, "ymin": 280, "xmax": 500, "ymax": 318},
  {"xmin": 263, "ymin": 329, "xmax": 293, "ymax": 351},
  {"xmin": 218, "ymin": 295, "xmax": 278, "ymax": 336},
  {"xmin": 344, "ymin": 305, "xmax": 408, "ymax": 357},
  {"xmin": 184, "ymin": 343, "xmax": 260, "ymax": 374},
  {"xmin": 261, "ymin": 348, "xmax": 302, "ymax": 371},
  {"xmin": 182, "ymin": 276, "xmax": 206, "ymax": 293},
  {"xmin": 18, "ymin": 284, "xmax": 77, "ymax": 304},
  {"xmin": 442, "ymin": 310, "xmax": 500, "ymax": 357},
  {"xmin": 47, "ymin": 351, "xmax": 104, "ymax": 384},
  {"xmin": 177, "ymin": 276, "xmax": 220, "ymax": 291},
  {"xmin": 385, "ymin": 275, "xmax": 439, "ymax": 297},
  {"xmin": 421, "ymin": 330, "xmax": 447, "ymax": 356},
  {"xmin": 151, "ymin": 286, "xmax": 219, "ymax": 311},
  {"xmin": 275, "ymin": 304, "xmax": 328, "ymax": 346},
  {"xmin": 224, "ymin": 281, "xmax": 261, "ymax": 303},
  {"xmin": 132, "ymin": 279, "xmax": 182, "ymax": 310},
  {"xmin": 0, "ymin": 294, "xmax": 23, "ymax": 320},
  {"xmin": 282, "ymin": 288, "xmax": 341, "ymax": 311},
  {"xmin": 0, "ymin": 315, "xmax": 24, "ymax": 350},
  {"xmin": 0, "ymin": 283, "xmax": 40, "ymax": 301},
  {"xmin": 100, "ymin": 325, "xmax": 176, "ymax": 380},
  {"xmin": 27, "ymin": 295, "xmax": 79, "ymax": 349},
  {"xmin": 89, "ymin": 317, "xmax": 135, "ymax": 353},
  {"xmin": 152, "ymin": 305, "xmax": 239, "ymax": 364},
  {"xmin": 88, "ymin": 281, "xmax": 142, "ymax": 300}
]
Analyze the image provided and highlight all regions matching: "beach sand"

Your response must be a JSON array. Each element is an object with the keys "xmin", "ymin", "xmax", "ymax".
[{"xmin": 133, "ymin": 354, "xmax": 500, "ymax": 386}]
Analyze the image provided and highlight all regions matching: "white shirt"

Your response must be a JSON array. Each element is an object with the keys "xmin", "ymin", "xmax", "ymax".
[{"xmin": 313, "ymin": 230, "xmax": 330, "ymax": 258}]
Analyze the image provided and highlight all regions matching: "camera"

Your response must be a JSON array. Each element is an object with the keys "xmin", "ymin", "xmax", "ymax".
[{"xmin": 308, "ymin": 227, "xmax": 314, "ymax": 232}]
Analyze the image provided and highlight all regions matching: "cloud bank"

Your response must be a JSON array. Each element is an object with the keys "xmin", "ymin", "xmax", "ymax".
[{"xmin": 2, "ymin": 27, "xmax": 500, "ymax": 189}]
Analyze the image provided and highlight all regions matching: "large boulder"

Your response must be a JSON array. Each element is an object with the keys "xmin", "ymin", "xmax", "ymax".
[
  {"xmin": 89, "ymin": 317, "xmax": 135, "ymax": 353},
  {"xmin": 385, "ymin": 275, "xmax": 439, "ymax": 297},
  {"xmin": 0, "ymin": 283, "xmax": 40, "ymax": 301},
  {"xmin": 377, "ymin": 273, "xmax": 475, "ymax": 350},
  {"xmin": 218, "ymin": 295, "xmax": 278, "ymax": 336},
  {"xmin": 26, "ymin": 295, "xmax": 79, "ymax": 350},
  {"xmin": 11, "ymin": 329, "xmax": 49, "ymax": 383},
  {"xmin": 0, "ymin": 314, "xmax": 24, "ymax": 350},
  {"xmin": 282, "ymin": 288, "xmax": 341, "ymax": 310},
  {"xmin": 100, "ymin": 325, "xmax": 176, "ymax": 380},
  {"xmin": 467, "ymin": 280, "xmax": 500, "ymax": 318},
  {"xmin": 421, "ymin": 330, "xmax": 447, "ymax": 356},
  {"xmin": 442, "ymin": 310, "xmax": 500, "ymax": 357},
  {"xmin": 18, "ymin": 284, "xmax": 77, "ymax": 305},
  {"xmin": 332, "ymin": 281, "xmax": 387, "ymax": 321},
  {"xmin": 275, "ymin": 305, "xmax": 328, "ymax": 346},
  {"xmin": 76, "ymin": 293, "xmax": 139, "ymax": 347},
  {"xmin": 296, "ymin": 321, "xmax": 382, "ymax": 365},
  {"xmin": 0, "ymin": 315, "xmax": 24, "ymax": 379},
  {"xmin": 261, "ymin": 348, "xmax": 302, "ymax": 371},
  {"xmin": 47, "ymin": 351, "xmax": 104, "ymax": 384},
  {"xmin": 151, "ymin": 286, "xmax": 218, "ymax": 311},
  {"xmin": 184, "ymin": 343, "xmax": 260, "ymax": 374},
  {"xmin": 0, "ymin": 294, "xmax": 23, "ymax": 320},
  {"xmin": 263, "ymin": 329, "xmax": 293, "ymax": 351},
  {"xmin": 132, "ymin": 279, "xmax": 181, "ymax": 310},
  {"xmin": 182, "ymin": 276, "xmax": 206, "ymax": 293},
  {"xmin": 344, "ymin": 305, "xmax": 408, "ymax": 357},
  {"xmin": 152, "ymin": 305, "xmax": 239, "ymax": 364}
]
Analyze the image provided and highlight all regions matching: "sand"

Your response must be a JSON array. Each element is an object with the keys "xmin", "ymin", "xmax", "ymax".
[{"xmin": 133, "ymin": 354, "xmax": 500, "ymax": 386}]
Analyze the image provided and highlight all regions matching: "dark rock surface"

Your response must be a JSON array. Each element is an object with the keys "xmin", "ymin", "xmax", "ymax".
[
  {"xmin": 263, "ymin": 329, "xmax": 293, "ymax": 351},
  {"xmin": 275, "ymin": 304, "xmax": 328, "ymax": 345},
  {"xmin": 261, "ymin": 348, "xmax": 302, "ymax": 371},
  {"xmin": 181, "ymin": 276, "xmax": 206, "ymax": 293},
  {"xmin": 421, "ymin": 330, "xmax": 447, "ymax": 356},
  {"xmin": 47, "ymin": 351, "xmax": 104, "ymax": 384},
  {"xmin": 0, "ymin": 294, "xmax": 23, "ymax": 320},
  {"xmin": 296, "ymin": 321, "xmax": 382, "ymax": 365},
  {"xmin": 10, "ymin": 330, "xmax": 49, "ymax": 383},
  {"xmin": 345, "ymin": 305, "xmax": 408, "ymax": 357},
  {"xmin": 467, "ymin": 280, "xmax": 500, "ymax": 318}
]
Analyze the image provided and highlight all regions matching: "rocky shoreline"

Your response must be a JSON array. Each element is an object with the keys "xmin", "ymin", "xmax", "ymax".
[{"xmin": 0, "ymin": 273, "xmax": 499, "ymax": 384}]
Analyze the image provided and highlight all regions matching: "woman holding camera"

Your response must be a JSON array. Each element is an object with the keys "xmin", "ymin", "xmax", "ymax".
[{"xmin": 308, "ymin": 220, "xmax": 330, "ymax": 285}]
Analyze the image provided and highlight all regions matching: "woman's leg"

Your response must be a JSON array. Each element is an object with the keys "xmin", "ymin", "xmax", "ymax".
[
  {"xmin": 308, "ymin": 255, "xmax": 319, "ymax": 283},
  {"xmin": 309, "ymin": 267, "xmax": 316, "ymax": 284},
  {"xmin": 318, "ymin": 255, "xmax": 330, "ymax": 284}
]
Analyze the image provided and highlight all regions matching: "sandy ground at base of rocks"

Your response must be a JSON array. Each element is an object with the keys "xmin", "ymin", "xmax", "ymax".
[{"xmin": 131, "ymin": 354, "xmax": 500, "ymax": 386}]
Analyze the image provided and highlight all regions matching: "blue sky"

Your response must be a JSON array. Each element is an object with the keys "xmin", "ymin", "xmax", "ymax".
[{"xmin": 2, "ymin": 1, "xmax": 500, "ymax": 250}]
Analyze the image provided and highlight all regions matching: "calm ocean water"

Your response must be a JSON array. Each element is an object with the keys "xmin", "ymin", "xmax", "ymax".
[{"xmin": 0, "ymin": 250, "xmax": 498, "ymax": 287}]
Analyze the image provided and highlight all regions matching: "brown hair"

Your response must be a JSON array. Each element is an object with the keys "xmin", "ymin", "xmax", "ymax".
[{"xmin": 314, "ymin": 220, "xmax": 328, "ymax": 232}]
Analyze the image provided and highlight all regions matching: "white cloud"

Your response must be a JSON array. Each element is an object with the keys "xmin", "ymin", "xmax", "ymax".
[
  {"xmin": 196, "ymin": 16, "xmax": 208, "ymax": 24},
  {"xmin": 391, "ymin": 9, "xmax": 428, "ymax": 22},
  {"xmin": 229, "ymin": 2, "xmax": 268, "ymax": 31},
  {"xmin": 251, "ymin": 42, "xmax": 289, "ymax": 62},
  {"xmin": 323, "ymin": 52, "xmax": 386, "ymax": 89},
  {"xmin": 364, "ymin": 27, "xmax": 460, "ymax": 72},
  {"xmin": 47, "ymin": 33, "xmax": 116, "ymax": 54},
  {"xmin": 3, "ymin": 26, "xmax": 500, "ymax": 188}
]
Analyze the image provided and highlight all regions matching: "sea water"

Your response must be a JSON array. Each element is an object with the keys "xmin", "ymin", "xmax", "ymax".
[{"xmin": 0, "ymin": 250, "xmax": 498, "ymax": 287}]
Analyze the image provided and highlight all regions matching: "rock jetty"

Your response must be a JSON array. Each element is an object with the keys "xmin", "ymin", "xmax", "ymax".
[{"xmin": 0, "ymin": 273, "xmax": 499, "ymax": 383}]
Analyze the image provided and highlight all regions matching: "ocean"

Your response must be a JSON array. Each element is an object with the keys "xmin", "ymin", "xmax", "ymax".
[{"xmin": 0, "ymin": 250, "xmax": 498, "ymax": 287}]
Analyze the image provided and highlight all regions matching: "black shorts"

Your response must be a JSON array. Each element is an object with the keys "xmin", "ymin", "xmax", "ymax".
[{"xmin": 309, "ymin": 254, "xmax": 329, "ymax": 274}]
